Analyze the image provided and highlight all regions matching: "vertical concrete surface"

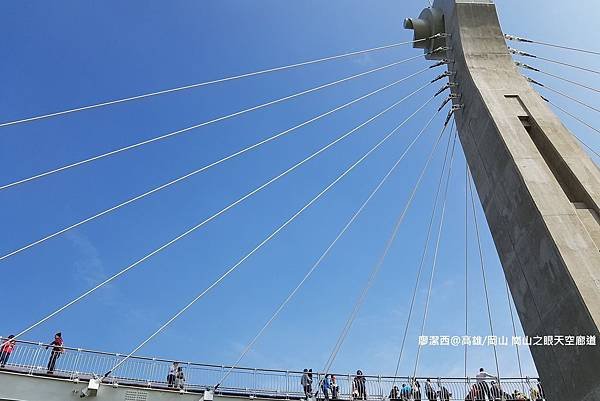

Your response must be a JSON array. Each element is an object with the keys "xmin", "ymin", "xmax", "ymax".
[{"xmin": 406, "ymin": 1, "xmax": 600, "ymax": 400}]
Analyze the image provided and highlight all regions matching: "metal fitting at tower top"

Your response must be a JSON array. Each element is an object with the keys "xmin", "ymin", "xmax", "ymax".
[{"xmin": 403, "ymin": 6, "xmax": 448, "ymax": 60}]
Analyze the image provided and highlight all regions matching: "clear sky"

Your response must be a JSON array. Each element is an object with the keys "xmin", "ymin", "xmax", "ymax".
[{"xmin": 1, "ymin": 0, "xmax": 599, "ymax": 383}]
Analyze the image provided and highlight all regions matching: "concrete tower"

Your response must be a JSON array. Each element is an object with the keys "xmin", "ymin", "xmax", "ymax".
[{"xmin": 405, "ymin": 1, "xmax": 600, "ymax": 400}]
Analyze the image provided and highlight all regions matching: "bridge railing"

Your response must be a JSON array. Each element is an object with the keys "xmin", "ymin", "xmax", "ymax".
[{"xmin": 0, "ymin": 339, "xmax": 543, "ymax": 400}]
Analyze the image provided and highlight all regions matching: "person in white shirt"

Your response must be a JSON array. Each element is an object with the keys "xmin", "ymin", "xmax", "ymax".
[
  {"xmin": 167, "ymin": 362, "xmax": 179, "ymax": 388},
  {"xmin": 475, "ymin": 368, "xmax": 496, "ymax": 400}
]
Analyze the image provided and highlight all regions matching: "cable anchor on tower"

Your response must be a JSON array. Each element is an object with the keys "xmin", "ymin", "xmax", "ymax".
[
  {"xmin": 434, "ymin": 82, "xmax": 459, "ymax": 97},
  {"xmin": 508, "ymin": 47, "xmax": 536, "ymax": 58},
  {"xmin": 444, "ymin": 104, "xmax": 463, "ymax": 126},
  {"xmin": 514, "ymin": 61, "xmax": 541, "ymax": 72},
  {"xmin": 429, "ymin": 46, "xmax": 451, "ymax": 55},
  {"xmin": 438, "ymin": 94, "xmax": 461, "ymax": 112},
  {"xmin": 526, "ymin": 77, "xmax": 544, "ymax": 87},
  {"xmin": 429, "ymin": 59, "xmax": 453, "ymax": 69},
  {"xmin": 431, "ymin": 71, "xmax": 455, "ymax": 84},
  {"xmin": 504, "ymin": 34, "xmax": 533, "ymax": 43}
]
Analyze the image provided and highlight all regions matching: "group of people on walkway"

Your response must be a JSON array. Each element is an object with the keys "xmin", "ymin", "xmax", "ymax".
[
  {"xmin": 1, "ymin": 336, "xmax": 546, "ymax": 401},
  {"xmin": 1, "ymin": 332, "xmax": 64, "ymax": 374},
  {"xmin": 390, "ymin": 378, "xmax": 451, "ymax": 401},
  {"xmin": 463, "ymin": 368, "xmax": 545, "ymax": 401},
  {"xmin": 301, "ymin": 369, "xmax": 342, "ymax": 400},
  {"xmin": 301, "ymin": 368, "xmax": 544, "ymax": 401}
]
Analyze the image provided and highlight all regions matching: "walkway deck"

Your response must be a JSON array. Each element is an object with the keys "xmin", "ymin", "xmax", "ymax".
[{"xmin": 0, "ymin": 340, "xmax": 540, "ymax": 400}]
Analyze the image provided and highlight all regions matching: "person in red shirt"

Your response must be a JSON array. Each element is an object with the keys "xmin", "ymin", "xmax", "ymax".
[
  {"xmin": 0, "ymin": 335, "xmax": 16, "ymax": 367},
  {"xmin": 46, "ymin": 332, "xmax": 63, "ymax": 374}
]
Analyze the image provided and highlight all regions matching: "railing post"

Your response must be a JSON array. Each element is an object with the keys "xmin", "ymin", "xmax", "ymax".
[
  {"xmin": 378, "ymin": 375, "xmax": 382, "ymax": 399},
  {"xmin": 70, "ymin": 348, "xmax": 82, "ymax": 380},
  {"xmin": 29, "ymin": 342, "xmax": 43, "ymax": 375},
  {"xmin": 253, "ymin": 368, "xmax": 258, "ymax": 397},
  {"xmin": 348, "ymin": 374, "xmax": 352, "ymax": 401},
  {"xmin": 465, "ymin": 376, "xmax": 470, "ymax": 400},
  {"xmin": 316, "ymin": 372, "xmax": 322, "ymax": 399},
  {"xmin": 285, "ymin": 371, "xmax": 290, "ymax": 398},
  {"xmin": 220, "ymin": 365, "xmax": 225, "ymax": 392},
  {"xmin": 148, "ymin": 357, "xmax": 156, "ymax": 388}
]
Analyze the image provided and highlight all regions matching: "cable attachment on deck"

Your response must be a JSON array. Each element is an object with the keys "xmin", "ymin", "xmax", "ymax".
[
  {"xmin": 508, "ymin": 47, "xmax": 536, "ymax": 58},
  {"xmin": 431, "ymin": 71, "xmax": 455, "ymax": 84},
  {"xmin": 526, "ymin": 77, "xmax": 544, "ymax": 87},
  {"xmin": 429, "ymin": 59, "xmax": 453, "ymax": 69},
  {"xmin": 431, "ymin": 33, "xmax": 452, "ymax": 39},
  {"xmin": 504, "ymin": 34, "xmax": 533, "ymax": 43},
  {"xmin": 514, "ymin": 61, "xmax": 540, "ymax": 72},
  {"xmin": 438, "ymin": 94, "xmax": 461, "ymax": 112},
  {"xmin": 540, "ymin": 95, "xmax": 549, "ymax": 102}
]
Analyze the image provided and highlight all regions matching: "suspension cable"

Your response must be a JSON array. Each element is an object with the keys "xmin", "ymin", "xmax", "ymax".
[
  {"xmin": 505, "ymin": 34, "xmax": 600, "ymax": 56},
  {"xmin": 540, "ymin": 97, "xmax": 600, "ymax": 159},
  {"xmin": 391, "ymin": 120, "xmax": 454, "ymax": 382},
  {"xmin": 11, "ymin": 81, "xmax": 437, "ymax": 344},
  {"xmin": 467, "ymin": 169, "xmax": 501, "ymax": 381},
  {"xmin": 320, "ymin": 118, "xmax": 454, "ymax": 383},
  {"xmin": 103, "ymin": 91, "xmax": 440, "ymax": 381},
  {"xmin": 464, "ymin": 157, "xmax": 469, "ymax": 381},
  {"xmin": 413, "ymin": 129, "xmax": 458, "ymax": 378},
  {"xmin": 517, "ymin": 62, "xmax": 600, "ymax": 93},
  {"xmin": 215, "ymin": 100, "xmax": 449, "ymax": 391},
  {"xmin": 504, "ymin": 279, "xmax": 524, "ymax": 390},
  {"xmin": 526, "ymin": 77, "xmax": 600, "ymax": 114},
  {"xmin": 0, "ymin": 37, "xmax": 436, "ymax": 128},
  {"xmin": 509, "ymin": 47, "xmax": 600, "ymax": 75},
  {"xmin": 0, "ymin": 68, "xmax": 434, "ymax": 262},
  {"xmin": 0, "ymin": 53, "xmax": 439, "ymax": 192}
]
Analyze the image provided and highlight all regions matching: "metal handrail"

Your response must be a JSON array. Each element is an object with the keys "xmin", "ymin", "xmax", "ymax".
[{"xmin": 0, "ymin": 338, "xmax": 543, "ymax": 400}]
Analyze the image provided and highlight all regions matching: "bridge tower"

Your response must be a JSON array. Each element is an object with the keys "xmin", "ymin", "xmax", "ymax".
[{"xmin": 405, "ymin": 1, "xmax": 600, "ymax": 400}]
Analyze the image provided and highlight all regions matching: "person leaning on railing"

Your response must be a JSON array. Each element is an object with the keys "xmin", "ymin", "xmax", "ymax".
[
  {"xmin": 45, "ymin": 332, "xmax": 64, "ymax": 374},
  {"xmin": 0, "ymin": 335, "xmax": 16, "ymax": 367},
  {"xmin": 352, "ymin": 370, "xmax": 367, "ymax": 400}
]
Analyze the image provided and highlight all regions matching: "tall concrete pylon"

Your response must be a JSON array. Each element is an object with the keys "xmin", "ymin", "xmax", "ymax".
[{"xmin": 405, "ymin": 1, "xmax": 600, "ymax": 400}]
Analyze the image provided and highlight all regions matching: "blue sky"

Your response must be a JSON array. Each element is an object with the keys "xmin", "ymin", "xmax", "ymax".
[{"xmin": 1, "ymin": 0, "xmax": 599, "ymax": 383}]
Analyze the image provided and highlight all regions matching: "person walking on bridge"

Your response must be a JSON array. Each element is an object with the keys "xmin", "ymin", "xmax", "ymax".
[
  {"xmin": 0, "ymin": 335, "xmax": 16, "ymax": 367},
  {"xmin": 46, "ymin": 332, "xmax": 63, "ymax": 374}
]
